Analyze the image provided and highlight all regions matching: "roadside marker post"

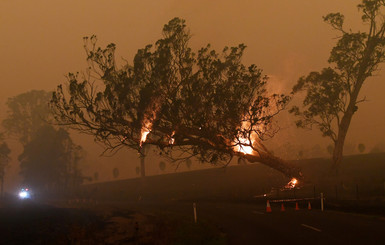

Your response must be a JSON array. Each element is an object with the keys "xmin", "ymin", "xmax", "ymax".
[
  {"xmin": 320, "ymin": 193, "xmax": 324, "ymax": 211},
  {"xmin": 193, "ymin": 202, "xmax": 197, "ymax": 223}
]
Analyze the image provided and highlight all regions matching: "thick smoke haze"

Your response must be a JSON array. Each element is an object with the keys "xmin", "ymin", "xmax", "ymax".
[{"xmin": 1, "ymin": 0, "xmax": 384, "ymax": 188}]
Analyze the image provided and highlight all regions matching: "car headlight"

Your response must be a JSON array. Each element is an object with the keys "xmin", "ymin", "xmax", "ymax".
[{"xmin": 18, "ymin": 189, "xmax": 31, "ymax": 199}]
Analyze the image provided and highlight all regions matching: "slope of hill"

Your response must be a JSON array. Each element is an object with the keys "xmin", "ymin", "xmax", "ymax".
[{"xmin": 82, "ymin": 153, "xmax": 385, "ymax": 202}]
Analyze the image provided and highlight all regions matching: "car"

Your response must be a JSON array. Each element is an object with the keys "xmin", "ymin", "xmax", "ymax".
[{"xmin": 18, "ymin": 188, "xmax": 32, "ymax": 200}]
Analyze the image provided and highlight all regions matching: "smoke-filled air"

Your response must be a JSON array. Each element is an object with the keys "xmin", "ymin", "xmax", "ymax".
[{"xmin": 1, "ymin": 1, "xmax": 385, "ymax": 244}]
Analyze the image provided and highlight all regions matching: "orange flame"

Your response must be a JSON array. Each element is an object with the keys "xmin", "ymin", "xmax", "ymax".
[
  {"xmin": 233, "ymin": 121, "xmax": 254, "ymax": 155},
  {"xmin": 234, "ymin": 137, "xmax": 253, "ymax": 155},
  {"xmin": 286, "ymin": 178, "xmax": 298, "ymax": 189},
  {"xmin": 169, "ymin": 131, "xmax": 175, "ymax": 145},
  {"xmin": 139, "ymin": 99, "xmax": 161, "ymax": 147},
  {"xmin": 140, "ymin": 121, "xmax": 152, "ymax": 147}
]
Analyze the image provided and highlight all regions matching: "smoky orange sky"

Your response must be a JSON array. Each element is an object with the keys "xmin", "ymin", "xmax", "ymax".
[{"xmin": 1, "ymin": 0, "xmax": 384, "ymax": 187}]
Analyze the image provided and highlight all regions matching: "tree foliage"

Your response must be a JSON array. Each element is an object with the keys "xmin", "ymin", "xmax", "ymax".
[
  {"xmin": 0, "ymin": 134, "xmax": 10, "ymax": 196},
  {"xmin": 0, "ymin": 142, "xmax": 10, "ymax": 172},
  {"xmin": 3, "ymin": 90, "xmax": 53, "ymax": 146},
  {"xmin": 51, "ymin": 18, "xmax": 301, "ymax": 178},
  {"xmin": 18, "ymin": 125, "xmax": 83, "ymax": 191},
  {"xmin": 0, "ymin": 133, "xmax": 10, "ymax": 171},
  {"xmin": 290, "ymin": 0, "xmax": 385, "ymax": 169}
]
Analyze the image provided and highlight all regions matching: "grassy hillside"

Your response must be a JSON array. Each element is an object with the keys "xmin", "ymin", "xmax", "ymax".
[{"xmin": 81, "ymin": 153, "xmax": 385, "ymax": 202}]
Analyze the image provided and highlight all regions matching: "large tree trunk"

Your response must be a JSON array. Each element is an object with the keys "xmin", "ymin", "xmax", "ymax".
[
  {"xmin": 236, "ymin": 151, "xmax": 303, "ymax": 180},
  {"xmin": 332, "ymin": 114, "xmax": 352, "ymax": 174},
  {"xmin": 332, "ymin": 75, "xmax": 365, "ymax": 172},
  {"xmin": 140, "ymin": 156, "xmax": 146, "ymax": 178}
]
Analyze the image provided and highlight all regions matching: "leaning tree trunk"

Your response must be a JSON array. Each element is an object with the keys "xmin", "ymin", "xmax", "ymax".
[{"xmin": 235, "ymin": 151, "xmax": 303, "ymax": 180}]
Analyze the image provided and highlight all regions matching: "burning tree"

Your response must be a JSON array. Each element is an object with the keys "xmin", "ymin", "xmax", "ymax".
[
  {"xmin": 290, "ymin": 0, "xmax": 385, "ymax": 172},
  {"xmin": 51, "ymin": 18, "xmax": 302, "ymax": 179}
]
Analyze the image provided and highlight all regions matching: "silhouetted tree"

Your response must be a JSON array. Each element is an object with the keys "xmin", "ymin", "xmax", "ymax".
[
  {"xmin": 135, "ymin": 166, "xmax": 140, "ymax": 176},
  {"xmin": 327, "ymin": 144, "xmax": 334, "ymax": 156},
  {"xmin": 51, "ymin": 18, "xmax": 301, "ymax": 179},
  {"xmin": 18, "ymin": 125, "xmax": 83, "ymax": 191},
  {"xmin": 113, "ymin": 167, "xmax": 119, "ymax": 178},
  {"xmin": 3, "ymin": 90, "xmax": 84, "ymax": 191},
  {"xmin": 185, "ymin": 159, "xmax": 192, "ymax": 169},
  {"xmin": 358, "ymin": 143, "xmax": 366, "ymax": 153},
  {"xmin": 291, "ymin": 1, "xmax": 385, "ymax": 172},
  {"xmin": 159, "ymin": 161, "xmax": 166, "ymax": 171},
  {"xmin": 94, "ymin": 171, "xmax": 99, "ymax": 181},
  {"xmin": 3, "ymin": 90, "xmax": 52, "ymax": 146},
  {"xmin": 297, "ymin": 150, "xmax": 304, "ymax": 159},
  {"xmin": 0, "ymin": 134, "xmax": 10, "ymax": 198}
]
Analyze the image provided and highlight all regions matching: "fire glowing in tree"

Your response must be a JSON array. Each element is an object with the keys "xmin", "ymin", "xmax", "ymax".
[
  {"xmin": 50, "ymin": 18, "xmax": 303, "ymax": 180},
  {"xmin": 140, "ymin": 121, "xmax": 152, "ymax": 147},
  {"xmin": 139, "ymin": 117, "xmax": 155, "ymax": 147},
  {"xmin": 286, "ymin": 178, "xmax": 298, "ymax": 189},
  {"xmin": 233, "ymin": 120, "xmax": 255, "ymax": 155},
  {"xmin": 169, "ymin": 131, "xmax": 175, "ymax": 145},
  {"xmin": 234, "ymin": 136, "xmax": 254, "ymax": 155},
  {"xmin": 139, "ymin": 99, "xmax": 161, "ymax": 147}
]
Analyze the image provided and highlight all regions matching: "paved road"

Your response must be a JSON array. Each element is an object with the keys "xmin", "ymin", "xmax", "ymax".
[
  {"xmin": 116, "ymin": 200, "xmax": 385, "ymax": 245},
  {"xmin": 2, "ymin": 197, "xmax": 385, "ymax": 244}
]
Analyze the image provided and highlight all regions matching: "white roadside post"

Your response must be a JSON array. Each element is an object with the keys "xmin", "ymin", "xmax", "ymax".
[
  {"xmin": 193, "ymin": 202, "xmax": 197, "ymax": 223},
  {"xmin": 320, "ymin": 193, "xmax": 324, "ymax": 211}
]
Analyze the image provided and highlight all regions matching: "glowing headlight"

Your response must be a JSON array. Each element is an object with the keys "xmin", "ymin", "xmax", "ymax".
[{"xmin": 18, "ymin": 189, "xmax": 31, "ymax": 199}]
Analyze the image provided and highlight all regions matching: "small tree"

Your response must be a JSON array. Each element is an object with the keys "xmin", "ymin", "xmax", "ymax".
[
  {"xmin": 135, "ymin": 166, "xmax": 141, "ymax": 176},
  {"xmin": 94, "ymin": 172, "xmax": 99, "ymax": 181},
  {"xmin": 297, "ymin": 150, "xmax": 304, "ymax": 159},
  {"xmin": 113, "ymin": 168, "xmax": 119, "ymax": 178},
  {"xmin": 185, "ymin": 159, "xmax": 192, "ymax": 169},
  {"xmin": 51, "ymin": 18, "xmax": 301, "ymax": 179},
  {"xmin": 159, "ymin": 161, "xmax": 166, "ymax": 171},
  {"xmin": 327, "ymin": 144, "xmax": 334, "ymax": 156},
  {"xmin": 291, "ymin": 1, "xmax": 385, "ymax": 171},
  {"xmin": 358, "ymin": 143, "xmax": 366, "ymax": 153}
]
